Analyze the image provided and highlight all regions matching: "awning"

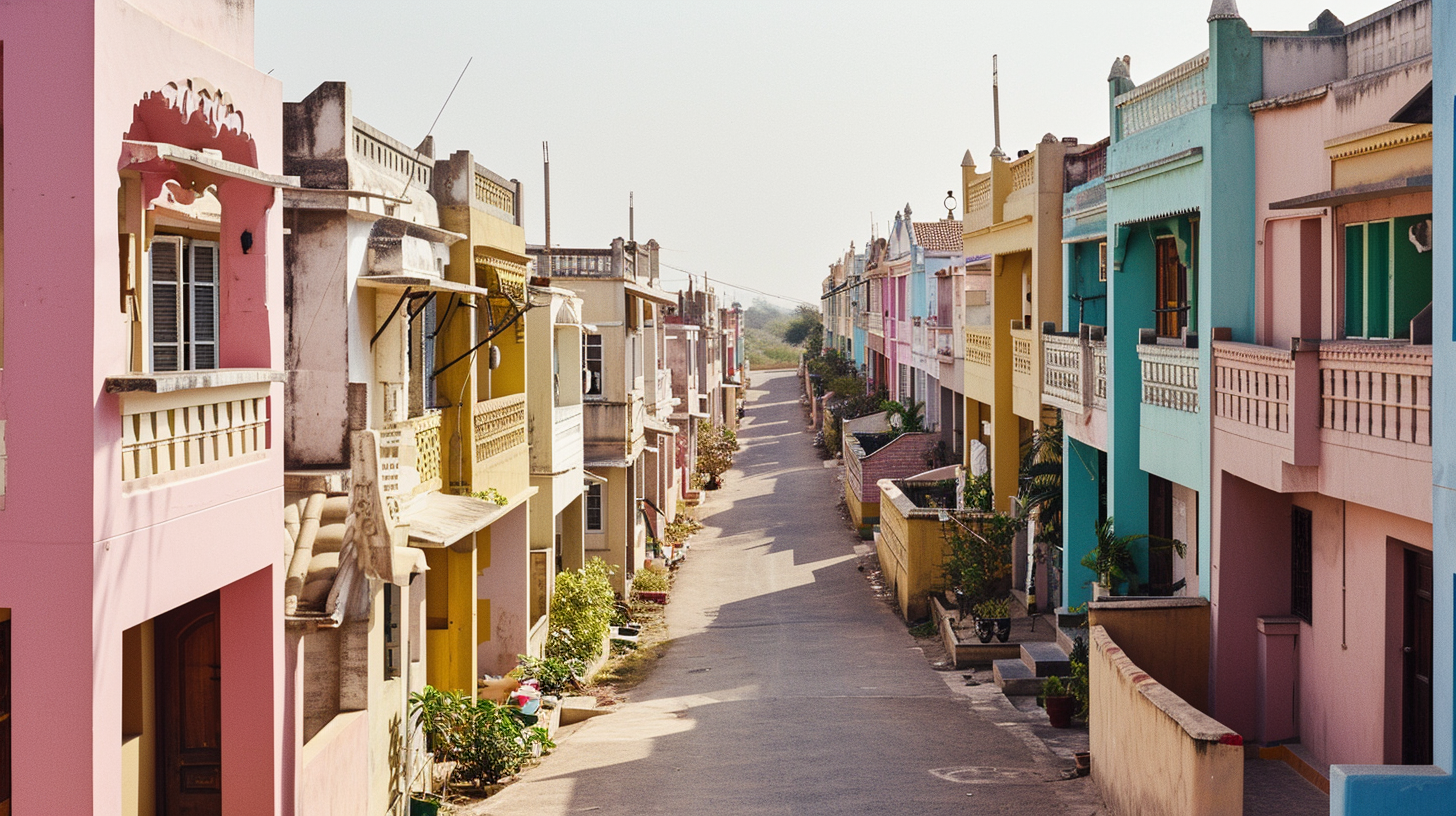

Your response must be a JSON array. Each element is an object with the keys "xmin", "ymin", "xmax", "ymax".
[
  {"xmin": 1391, "ymin": 81, "xmax": 1433, "ymax": 125},
  {"xmin": 625, "ymin": 280, "xmax": 676, "ymax": 305},
  {"xmin": 358, "ymin": 274, "xmax": 493, "ymax": 298},
  {"xmin": 121, "ymin": 140, "xmax": 299, "ymax": 188},
  {"xmin": 399, "ymin": 492, "xmax": 512, "ymax": 548},
  {"xmin": 1269, "ymin": 175, "xmax": 1433, "ymax": 210},
  {"xmin": 359, "ymin": 212, "xmax": 465, "ymax": 245},
  {"xmin": 583, "ymin": 470, "xmax": 609, "ymax": 485}
]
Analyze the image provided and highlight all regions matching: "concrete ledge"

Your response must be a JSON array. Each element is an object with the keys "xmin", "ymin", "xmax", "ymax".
[
  {"xmin": 1330, "ymin": 765, "xmax": 1454, "ymax": 816},
  {"xmin": 993, "ymin": 659, "xmax": 1044, "ymax": 695}
]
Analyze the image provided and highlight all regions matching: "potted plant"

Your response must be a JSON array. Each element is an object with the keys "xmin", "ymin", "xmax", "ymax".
[
  {"xmin": 973, "ymin": 597, "xmax": 1011, "ymax": 643},
  {"xmin": 1079, "ymin": 516, "xmax": 1183, "ymax": 596},
  {"xmin": 1041, "ymin": 675, "xmax": 1075, "ymax": 728},
  {"xmin": 631, "ymin": 563, "xmax": 670, "ymax": 604}
]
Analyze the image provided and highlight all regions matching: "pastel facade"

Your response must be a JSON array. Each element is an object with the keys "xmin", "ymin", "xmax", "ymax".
[
  {"xmin": 531, "ymin": 240, "xmax": 676, "ymax": 594},
  {"xmin": 1211, "ymin": 2, "xmax": 1436, "ymax": 775},
  {"xmin": 960, "ymin": 138, "xmax": 1069, "ymax": 518},
  {"xmin": 0, "ymin": 0, "xmax": 294, "ymax": 812},
  {"xmin": 1331, "ymin": 1, "xmax": 1456, "ymax": 811}
]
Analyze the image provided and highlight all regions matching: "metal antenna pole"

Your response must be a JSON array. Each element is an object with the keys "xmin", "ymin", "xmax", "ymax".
[
  {"xmin": 992, "ymin": 54, "xmax": 1001, "ymax": 154},
  {"xmin": 543, "ymin": 142, "xmax": 552, "ymax": 262}
]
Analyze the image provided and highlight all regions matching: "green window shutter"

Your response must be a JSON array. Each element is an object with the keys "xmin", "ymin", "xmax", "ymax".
[
  {"xmin": 1391, "ymin": 214, "xmax": 1433, "ymax": 340},
  {"xmin": 1366, "ymin": 220, "xmax": 1391, "ymax": 339},
  {"xmin": 1345, "ymin": 224, "xmax": 1364, "ymax": 338}
]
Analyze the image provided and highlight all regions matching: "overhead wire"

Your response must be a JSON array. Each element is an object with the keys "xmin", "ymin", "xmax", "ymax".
[{"xmin": 657, "ymin": 261, "xmax": 817, "ymax": 308}]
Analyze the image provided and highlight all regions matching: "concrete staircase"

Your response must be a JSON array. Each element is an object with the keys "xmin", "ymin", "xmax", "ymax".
[{"xmin": 992, "ymin": 641, "xmax": 1072, "ymax": 696}]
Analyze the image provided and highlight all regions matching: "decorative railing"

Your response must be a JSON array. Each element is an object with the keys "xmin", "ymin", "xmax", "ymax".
[
  {"xmin": 379, "ymin": 410, "xmax": 441, "ymax": 497},
  {"xmin": 1042, "ymin": 334, "xmax": 1083, "ymax": 409},
  {"xmin": 966, "ymin": 176, "xmax": 993, "ymax": 228},
  {"xmin": 1319, "ymin": 342, "xmax": 1431, "ymax": 446},
  {"xmin": 474, "ymin": 393, "xmax": 528, "ymax": 462},
  {"xmin": 1116, "ymin": 51, "xmax": 1208, "ymax": 139},
  {"xmin": 1011, "ymin": 330, "xmax": 1035, "ymax": 376},
  {"xmin": 1091, "ymin": 341, "xmax": 1108, "ymax": 409},
  {"xmin": 965, "ymin": 327, "xmax": 994, "ymax": 368},
  {"xmin": 1009, "ymin": 152, "xmax": 1036, "ymax": 193},
  {"xmin": 545, "ymin": 251, "xmax": 614, "ymax": 277},
  {"xmin": 1139, "ymin": 343, "xmax": 1200, "ymax": 413},
  {"xmin": 353, "ymin": 123, "xmax": 431, "ymax": 187},
  {"xmin": 1213, "ymin": 343, "xmax": 1293, "ymax": 434},
  {"xmin": 121, "ymin": 392, "xmax": 269, "ymax": 482},
  {"xmin": 473, "ymin": 170, "xmax": 516, "ymax": 219}
]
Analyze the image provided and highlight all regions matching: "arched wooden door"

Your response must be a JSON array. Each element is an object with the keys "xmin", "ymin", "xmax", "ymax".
[{"xmin": 157, "ymin": 593, "xmax": 221, "ymax": 816}]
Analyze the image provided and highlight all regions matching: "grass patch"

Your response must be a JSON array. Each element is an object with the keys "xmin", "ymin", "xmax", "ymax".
[{"xmin": 909, "ymin": 619, "xmax": 939, "ymax": 638}]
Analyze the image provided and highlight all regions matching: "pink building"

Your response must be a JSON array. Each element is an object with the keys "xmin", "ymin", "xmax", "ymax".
[
  {"xmin": 1212, "ymin": 2, "xmax": 1434, "ymax": 778},
  {"xmin": 0, "ymin": 1, "xmax": 291, "ymax": 812}
]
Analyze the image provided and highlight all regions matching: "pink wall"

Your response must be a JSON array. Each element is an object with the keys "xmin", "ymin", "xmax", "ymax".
[{"xmin": 0, "ymin": 0, "xmax": 288, "ymax": 811}]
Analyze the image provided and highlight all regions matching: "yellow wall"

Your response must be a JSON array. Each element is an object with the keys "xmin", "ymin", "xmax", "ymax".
[
  {"xmin": 423, "ymin": 545, "xmax": 479, "ymax": 695},
  {"xmin": 121, "ymin": 619, "xmax": 156, "ymax": 816},
  {"xmin": 875, "ymin": 482, "xmax": 954, "ymax": 620},
  {"xmin": 1090, "ymin": 625, "xmax": 1242, "ymax": 816}
]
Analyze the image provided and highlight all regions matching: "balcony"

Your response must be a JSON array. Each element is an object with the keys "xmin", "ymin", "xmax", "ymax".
[
  {"xmin": 583, "ymin": 394, "xmax": 647, "ymax": 464},
  {"xmin": 1010, "ymin": 326, "xmax": 1039, "ymax": 420},
  {"xmin": 1044, "ymin": 329, "xmax": 1107, "ymax": 449},
  {"xmin": 107, "ymin": 370, "xmax": 281, "ymax": 485},
  {"xmin": 473, "ymin": 393, "xmax": 529, "ymax": 498},
  {"xmin": 1138, "ymin": 343, "xmax": 1199, "ymax": 414},
  {"xmin": 965, "ymin": 327, "xmax": 994, "ymax": 404},
  {"xmin": 1212, "ymin": 339, "xmax": 1430, "ymax": 517},
  {"xmin": 380, "ymin": 410, "xmax": 442, "ymax": 507}
]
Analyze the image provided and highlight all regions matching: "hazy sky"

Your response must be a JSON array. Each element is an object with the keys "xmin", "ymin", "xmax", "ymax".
[{"xmin": 256, "ymin": 0, "xmax": 1397, "ymax": 306}]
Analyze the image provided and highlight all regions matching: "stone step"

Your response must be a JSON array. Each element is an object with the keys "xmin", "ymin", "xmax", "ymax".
[
  {"xmin": 1020, "ymin": 641, "xmax": 1071, "ymax": 677},
  {"xmin": 992, "ymin": 658, "xmax": 1045, "ymax": 696}
]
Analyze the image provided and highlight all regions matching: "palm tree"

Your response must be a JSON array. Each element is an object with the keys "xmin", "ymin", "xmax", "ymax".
[
  {"xmin": 1080, "ymin": 516, "xmax": 1185, "ymax": 595},
  {"xmin": 881, "ymin": 399, "xmax": 926, "ymax": 434}
]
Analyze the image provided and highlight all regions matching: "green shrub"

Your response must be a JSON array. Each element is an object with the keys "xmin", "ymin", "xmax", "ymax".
[
  {"xmin": 664, "ymin": 503, "xmax": 703, "ymax": 544},
  {"xmin": 512, "ymin": 655, "xmax": 581, "ymax": 696},
  {"xmin": 409, "ymin": 686, "xmax": 556, "ymax": 788},
  {"xmin": 631, "ymin": 568, "xmax": 669, "ymax": 593},
  {"xmin": 546, "ymin": 558, "xmax": 617, "ymax": 665}
]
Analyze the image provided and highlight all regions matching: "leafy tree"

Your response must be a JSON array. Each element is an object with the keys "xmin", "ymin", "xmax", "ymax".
[
  {"xmin": 695, "ymin": 420, "xmax": 738, "ymax": 487},
  {"xmin": 783, "ymin": 305, "xmax": 823, "ymax": 346}
]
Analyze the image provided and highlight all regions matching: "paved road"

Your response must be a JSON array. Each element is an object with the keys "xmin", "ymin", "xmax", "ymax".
[{"xmin": 479, "ymin": 370, "xmax": 1101, "ymax": 815}]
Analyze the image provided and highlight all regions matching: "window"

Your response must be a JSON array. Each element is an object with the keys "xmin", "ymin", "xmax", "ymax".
[
  {"xmin": 408, "ymin": 295, "xmax": 437, "ymax": 413},
  {"xmin": 586, "ymin": 483, "xmax": 602, "ymax": 531},
  {"xmin": 148, "ymin": 236, "xmax": 218, "ymax": 372},
  {"xmin": 1098, "ymin": 241, "xmax": 1108, "ymax": 283},
  {"xmin": 1344, "ymin": 216, "xmax": 1433, "ymax": 340},
  {"xmin": 1291, "ymin": 506, "xmax": 1312, "ymax": 624},
  {"xmin": 1154, "ymin": 236, "xmax": 1188, "ymax": 339},
  {"xmin": 584, "ymin": 334, "xmax": 603, "ymax": 396},
  {"xmin": 383, "ymin": 583, "xmax": 401, "ymax": 680}
]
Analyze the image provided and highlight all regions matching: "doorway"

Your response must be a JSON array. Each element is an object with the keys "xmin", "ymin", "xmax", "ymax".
[
  {"xmin": 156, "ymin": 593, "xmax": 221, "ymax": 816},
  {"xmin": 1402, "ymin": 546, "xmax": 1433, "ymax": 765},
  {"xmin": 1154, "ymin": 236, "xmax": 1188, "ymax": 338},
  {"xmin": 1147, "ymin": 475, "xmax": 1174, "ymax": 595}
]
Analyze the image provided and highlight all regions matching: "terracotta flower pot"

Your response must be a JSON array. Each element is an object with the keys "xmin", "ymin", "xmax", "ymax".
[{"xmin": 1045, "ymin": 694, "xmax": 1075, "ymax": 728}]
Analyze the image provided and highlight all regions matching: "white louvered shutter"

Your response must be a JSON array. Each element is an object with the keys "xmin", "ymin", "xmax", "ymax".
[
  {"xmin": 149, "ymin": 236, "xmax": 184, "ymax": 372},
  {"xmin": 188, "ymin": 240, "xmax": 220, "ymax": 370}
]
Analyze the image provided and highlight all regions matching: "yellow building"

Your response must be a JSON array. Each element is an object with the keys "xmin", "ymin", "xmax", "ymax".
[{"xmin": 960, "ymin": 137, "xmax": 1069, "ymax": 513}]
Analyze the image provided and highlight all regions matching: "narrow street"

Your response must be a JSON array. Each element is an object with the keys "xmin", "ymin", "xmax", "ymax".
[{"xmin": 479, "ymin": 370, "xmax": 1102, "ymax": 816}]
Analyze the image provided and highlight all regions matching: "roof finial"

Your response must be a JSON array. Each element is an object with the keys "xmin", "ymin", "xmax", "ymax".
[
  {"xmin": 1108, "ymin": 56, "xmax": 1131, "ymax": 81},
  {"xmin": 1208, "ymin": 0, "xmax": 1240, "ymax": 22},
  {"xmin": 961, "ymin": 149, "xmax": 976, "ymax": 168}
]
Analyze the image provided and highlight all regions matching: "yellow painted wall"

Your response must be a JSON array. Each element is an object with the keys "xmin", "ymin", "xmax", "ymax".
[
  {"xmin": 423, "ymin": 545, "xmax": 479, "ymax": 695},
  {"xmin": 121, "ymin": 619, "xmax": 155, "ymax": 816},
  {"xmin": 877, "ymin": 482, "xmax": 955, "ymax": 620},
  {"xmin": 1090, "ymin": 625, "xmax": 1242, "ymax": 816}
]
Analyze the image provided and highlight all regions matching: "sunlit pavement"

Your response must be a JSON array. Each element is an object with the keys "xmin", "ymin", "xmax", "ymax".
[{"xmin": 475, "ymin": 370, "xmax": 1104, "ymax": 815}]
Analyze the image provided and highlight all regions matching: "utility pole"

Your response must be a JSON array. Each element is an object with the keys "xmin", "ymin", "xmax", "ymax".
[
  {"xmin": 542, "ymin": 141, "xmax": 552, "ymax": 263},
  {"xmin": 629, "ymin": 191, "xmax": 635, "ymax": 243}
]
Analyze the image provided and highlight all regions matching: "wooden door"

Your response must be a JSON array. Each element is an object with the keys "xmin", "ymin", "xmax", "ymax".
[
  {"xmin": 157, "ymin": 594, "xmax": 222, "ymax": 816},
  {"xmin": 1155, "ymin": 236, "xmax": 1188, "ymax": 338},
  {"xmin": 1147, "ymin": 476, "xmax": 1174, "ymax": 595},
  {"xmin": 1403, "ymin": 547, "xmax": 1433, "ymax": 765},
  {"xmin": 0, "ymin": 620, "xmax": 10, "ymax": 815}
]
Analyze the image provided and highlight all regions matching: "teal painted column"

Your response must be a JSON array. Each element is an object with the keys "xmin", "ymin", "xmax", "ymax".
[
  {"xmin": 1105, "ymin": 227, "xmax": 1152, "ymax": 587},
  {"xmin": 1062, "ymin": 435, "xmax": 1101, "ymax": 608}
]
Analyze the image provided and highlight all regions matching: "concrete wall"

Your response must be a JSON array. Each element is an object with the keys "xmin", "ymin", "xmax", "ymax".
[
  {"xmin": 875, "ymin": 480, "xmax": 955, "ymax": 621},
  {"xmin": 1090, "ymin": 626, "xmax": 1243, "ymax": 816},
  {"xmin": 1089, "ymin": 597, "xmax": 1211, "ymax": 713}
]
